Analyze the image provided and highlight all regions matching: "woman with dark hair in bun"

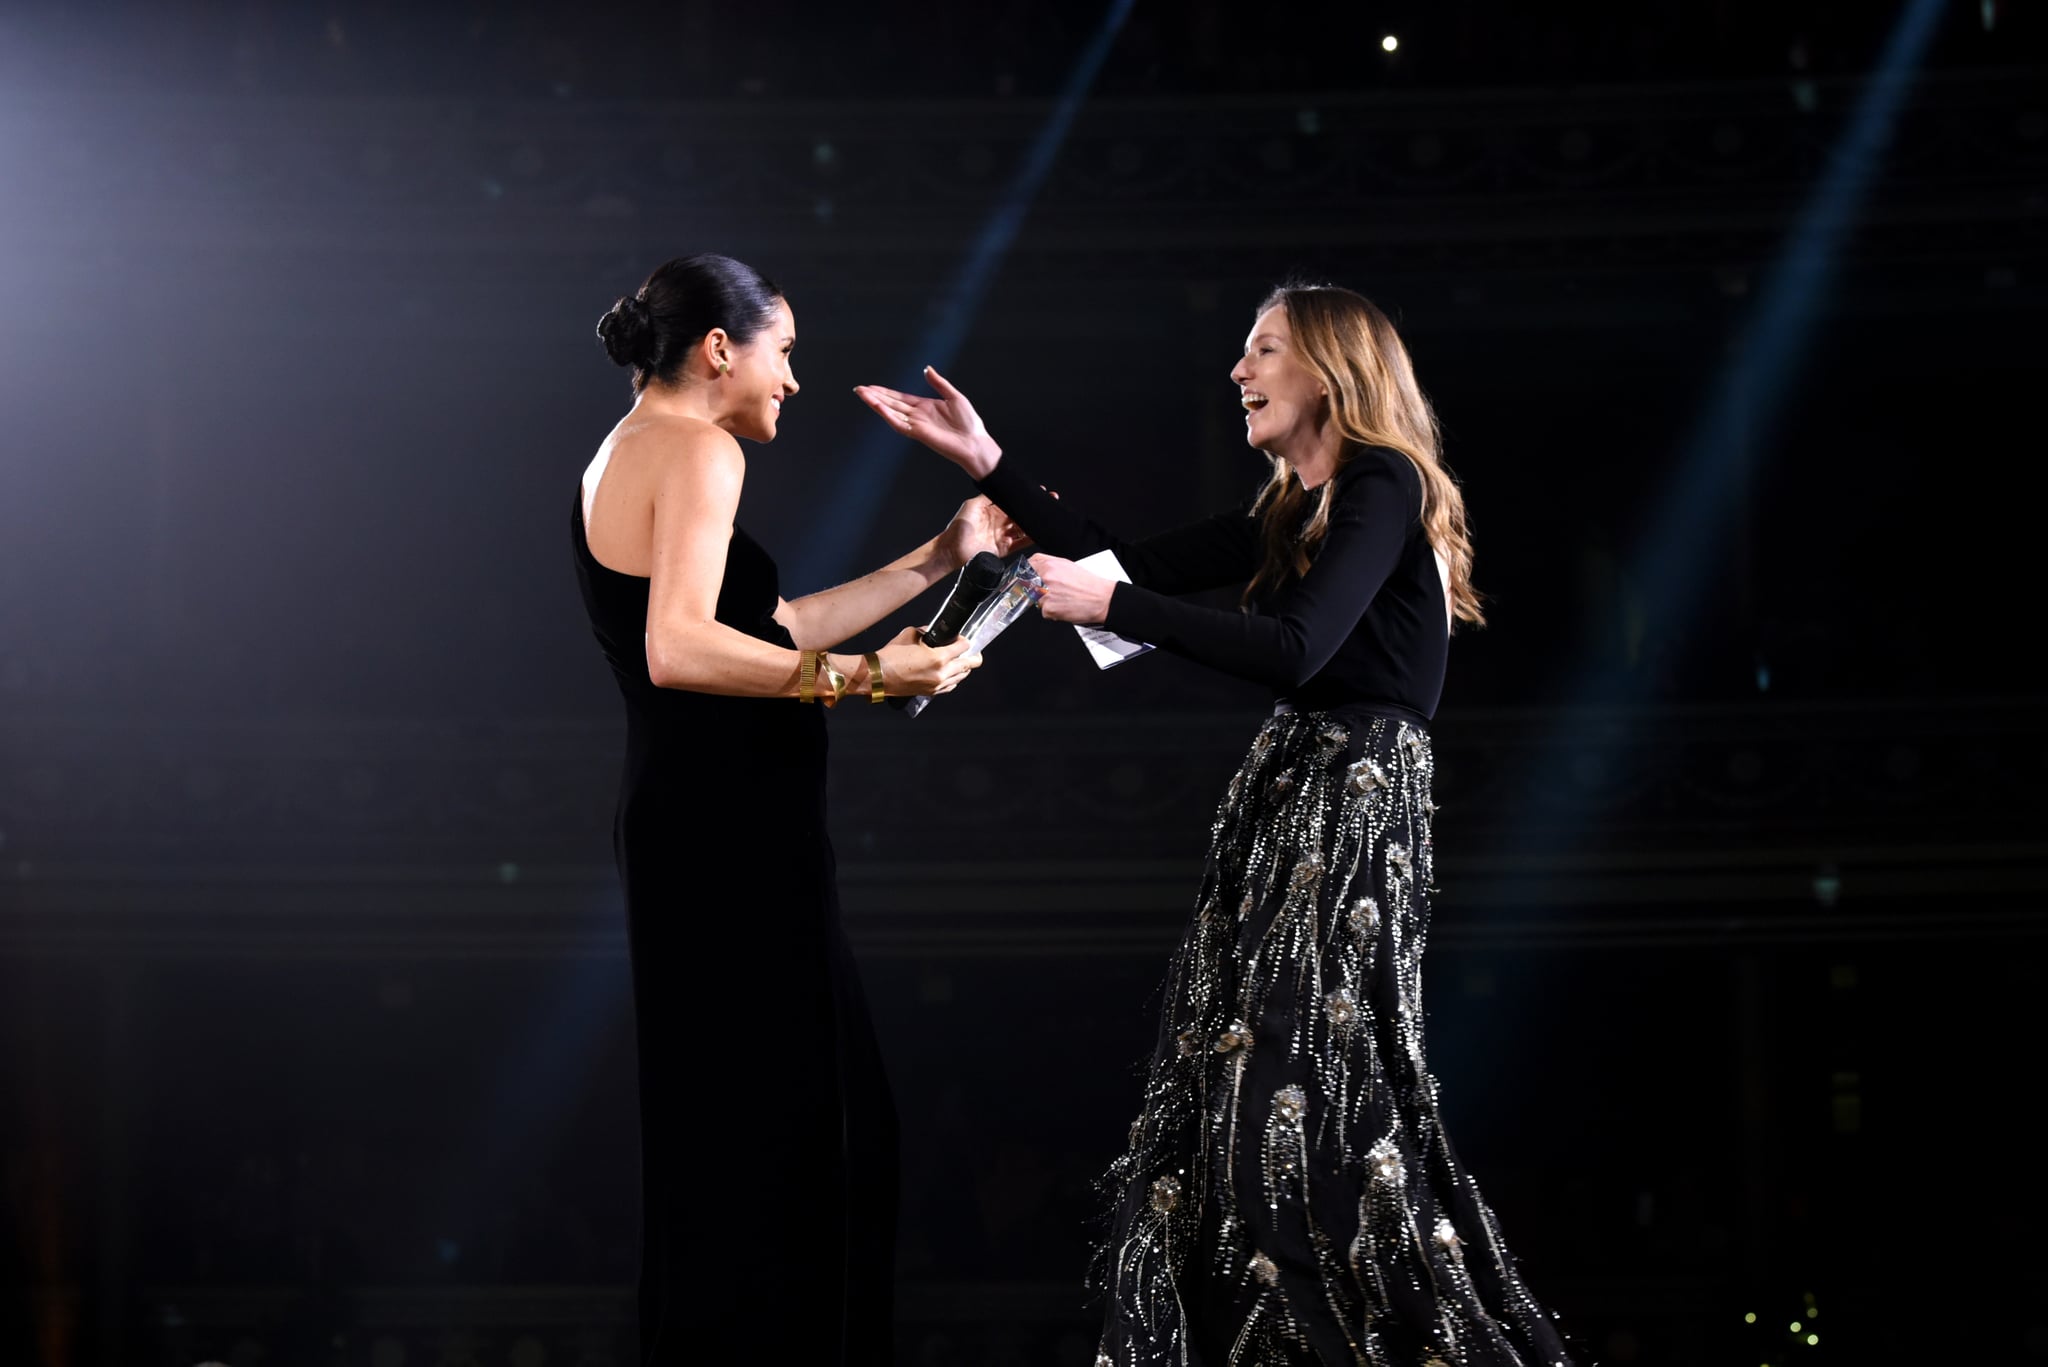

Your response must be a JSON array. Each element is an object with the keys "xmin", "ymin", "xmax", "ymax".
[{"xmin": 575, "ymin": 253, "xmax": 1023, "ymax": 1364}]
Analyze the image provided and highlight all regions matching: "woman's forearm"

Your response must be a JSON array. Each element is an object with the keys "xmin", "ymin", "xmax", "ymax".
[
  {"xmin": 779, "ymin": 537, "xmax": 957, "ymax": 649},
  {"xmin": 647, "ymin": 620, "xmax": 876, "ymax": 699}
]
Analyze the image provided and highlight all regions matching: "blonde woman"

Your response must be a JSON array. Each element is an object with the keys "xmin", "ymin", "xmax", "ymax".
[{"xmin": 858, "ymin": 285, "xmax": 1573, "ymax": 1366}]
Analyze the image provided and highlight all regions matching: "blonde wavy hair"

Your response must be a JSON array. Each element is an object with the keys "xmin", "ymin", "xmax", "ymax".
[{"xmin": 1244, "ymin": 284, "xmax": 1484, "ymax": 629}]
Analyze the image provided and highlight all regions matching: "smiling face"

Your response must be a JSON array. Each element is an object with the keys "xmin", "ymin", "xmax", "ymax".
[
  {"xmin": 1230, "ymin": 305, "xmax": 1327, "ymax": 461},
  {"xmin": 718, "ymin": 298, "xmax": 800, "ymax": 442}
]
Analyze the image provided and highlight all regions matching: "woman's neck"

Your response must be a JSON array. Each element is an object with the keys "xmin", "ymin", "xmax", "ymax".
[
  {"xmin": 1277, "ymin": 428, "xmax": 1346, "ymax": 490},
  {"xmin": 633, "ymin": 381, "xmax": 721, "ymax": 428}
]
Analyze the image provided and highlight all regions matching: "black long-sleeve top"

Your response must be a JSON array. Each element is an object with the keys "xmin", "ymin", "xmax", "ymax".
[{"xmin": 977, "ymin": 446, "xmax": 1451, "ymax": 723}]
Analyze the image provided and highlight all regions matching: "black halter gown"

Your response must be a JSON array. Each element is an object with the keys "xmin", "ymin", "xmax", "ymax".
[{"xmin": 572, "ymin": 493, "xmax": 898, "ymax": 1364}]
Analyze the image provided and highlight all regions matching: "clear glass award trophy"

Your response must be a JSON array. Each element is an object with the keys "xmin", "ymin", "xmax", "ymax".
[{"xmin": 901, "ymin": 557, "xmax": 1046, "ymax": 718}]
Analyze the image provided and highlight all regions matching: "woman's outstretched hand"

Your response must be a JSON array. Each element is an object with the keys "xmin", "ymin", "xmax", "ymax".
[
  {"xmin": 854, "ymin": 366, "xmax": 1003, "ymax": 479},
  {"xmin": 876, "ymin": 626, "xmax": 982, "ymax": 696},
  {"xmin": 1030, "ymin": 554, "xmax": 1116, "ymax": 625},
  {"xmin": 937, "ymin": 495, "xmax": 1030, "ymax": 570}
]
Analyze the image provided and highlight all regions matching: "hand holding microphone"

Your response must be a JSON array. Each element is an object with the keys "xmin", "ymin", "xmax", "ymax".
[
  {"xmin": 875, "ymin": 627, "xmax": 980, "ymax": 699},
  {"xmin": 888, "ymin": 550, "xmax": 1006, "ymax": 715}
]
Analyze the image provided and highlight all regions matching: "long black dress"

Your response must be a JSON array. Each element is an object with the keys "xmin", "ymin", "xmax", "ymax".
[
  {"xmin": 977, "ymin": 451, "xmax": 1573, "ymax": 1367},
  {"xmin": 572, "ymin": 494, "xmax": 897, "ymax": 1365}
]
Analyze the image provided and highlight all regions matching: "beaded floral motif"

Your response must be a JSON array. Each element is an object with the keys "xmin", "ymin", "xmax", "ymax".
[
  {"xmin": 1367, "ymin": 1137, "xmax": 1406, "ymax": 1187},
  {"xmin": 1401, "ymin": 726, "xmax": 1429, "ymax": 766},
  {"xmin": 1325, "ymin": 987, "xmax": 1359, "ymax": 1033},
  {"xmin": 1345, "ymin": 756, "xmax": 1387, "ymax": 795},
  {"xmin": 1288, "ymin": 848, "xmax": 1324, "ymax": 891},
  {"xmin": 1348, "ymin": 896, "xmax": 1380, "ymax": 937}
]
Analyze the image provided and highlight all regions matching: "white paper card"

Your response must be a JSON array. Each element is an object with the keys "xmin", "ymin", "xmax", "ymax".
[{"xmin": 1073, "ymin": 550, "xmax": 1155, "ymax": 669}]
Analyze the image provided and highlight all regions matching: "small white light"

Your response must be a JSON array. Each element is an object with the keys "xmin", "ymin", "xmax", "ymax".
[
  {"xmin": 1381, "ymin": 35, "xmax": 1399, "ymax": 52},
  {"xmin": 1807, "ymin": 1336, "xmax": 1819, "ymax": 1347}
]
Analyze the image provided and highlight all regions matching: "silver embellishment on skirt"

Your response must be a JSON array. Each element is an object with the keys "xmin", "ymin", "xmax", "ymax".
[
  {"xmin": 1325, "ymin": 987, "xmax": 1359, "ymax": 1033},
  {"xmin": 1349, "ymin": 896, "xmax": 1379, "ymax": 937},
  {"xmin": 1091, "ymin": 710, "xmax": 1573, "ymax": 1367},
  {"xmin": 1368, "ymin": 1136, "xmax": 1406, "ymax": 1187},
  {"xmin": 1345, "ymin": 755, "xmax": 1387, "ymax": 795},
  {"xmin": 1289, "ymin": 848, "xmax": 1324, "ymax": 891}
]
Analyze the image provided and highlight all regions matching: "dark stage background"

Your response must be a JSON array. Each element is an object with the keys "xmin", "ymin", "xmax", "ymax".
[{"xmin": 2, "ymin": 2, "xmax": 2044, "ymax": 1364}]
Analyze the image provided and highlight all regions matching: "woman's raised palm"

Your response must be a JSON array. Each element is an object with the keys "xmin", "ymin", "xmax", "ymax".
[{"xmin": 854, "ymin": 366, "xmax": 1002, "ymax": 478}]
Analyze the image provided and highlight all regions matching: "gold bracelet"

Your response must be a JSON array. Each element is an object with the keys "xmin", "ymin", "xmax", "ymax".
[
  {"xmin": 864, "ymin": 651, "xmax": 885, "ymax": 704},
  {"xmin": 798, "ymin": 648, "xmax": 818, "ymax": 703},
  {"xmin": 819, "ymin": 655, "xmax": 850, "ymax": 708}
]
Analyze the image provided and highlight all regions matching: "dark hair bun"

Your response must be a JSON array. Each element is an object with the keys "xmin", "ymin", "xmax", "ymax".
[
  {"xmin": 597, "ymin": 254, "xmax": 783, "ymax": 393},
  {"xmin": 596, "ymin": 294, "xmax": 655, "ymax": 369}
]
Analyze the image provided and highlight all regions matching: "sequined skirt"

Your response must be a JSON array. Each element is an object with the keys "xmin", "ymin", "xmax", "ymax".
[{"xmin": 1095, "ymin": 708, "xmax": 1573, "ymax": 1367}]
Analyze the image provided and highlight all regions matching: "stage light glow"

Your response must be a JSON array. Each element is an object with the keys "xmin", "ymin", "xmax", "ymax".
[
  {"xmin": 1807, "ymin": 1335, "xmax": 1819, "ymax": 1346},
  {"xmin": 1504, "ymin": 0, "xmax": 1944, "ymax": 755},
  {"xmin": 793, "ymin": 0, "xmax": 1138, "ymax": 589},
  {"xmin": 1627, "ymin": 0, "xmax": 1945, "ymax": 654},
  {"xmin": 1745, "ymin": 1313, "xmax": 1757, "ymax": 1323},
  {"xmin": 1381, "ymin": 35, "xmax": 1399, "ymax": 52},
  {"xmin": 1791, "ymin": 1321, "xmax": 1802, "ymax": 1332}
]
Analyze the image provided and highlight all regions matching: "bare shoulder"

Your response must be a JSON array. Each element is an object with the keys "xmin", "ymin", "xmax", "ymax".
[
  {"xmin": 584, "ymin": 414, "xmax": 744, "ymax": 575},
  {"xmin": 618, "ymin": 414, "xmax": 738, "ymax": 496},
  {"xmin": 604, "ymin": 411, "xmax": 733, "ymax": 470}
]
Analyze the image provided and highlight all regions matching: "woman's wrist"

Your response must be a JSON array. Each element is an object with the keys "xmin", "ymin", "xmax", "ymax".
[
  {"xmin": 843, "ymin": 652, "xmax": 875, "ymax": 701},
  {"xmin": 1095, "ymin": 578, "xmax": 1120, "ymax": 625},
  {"xmin": 928, "ymin": 535, "xmax": 964, "ymax": 577},
  {"xmin": 798, "ymin": 649, "xmax": 855, "ymax": 705},
  {"xmin": 959, "ymin": 440, "xmax": 1002, "ymax": 482}
]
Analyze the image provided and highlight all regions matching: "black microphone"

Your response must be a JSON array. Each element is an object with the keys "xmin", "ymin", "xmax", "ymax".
[
  {"xmin": 889, "ymin": 551, "xmax": 1007, "ymax": 712},
  {"xmin": 922, "ymin": 551, "xmax": 1007, "ymax": 647}
]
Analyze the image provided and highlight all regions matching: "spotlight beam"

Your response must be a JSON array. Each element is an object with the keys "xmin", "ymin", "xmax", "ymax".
[
  {"xmin": 1623, "ymin": 0, "xmax": 1948, "ymax": 688},
  {"xmin": 1497, "ymin": 0, "xmax": 1948, "ymax": 872},
  {"xmin": 790, "ymin": 0, "xmax": 1137, "ymax": 592}
]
